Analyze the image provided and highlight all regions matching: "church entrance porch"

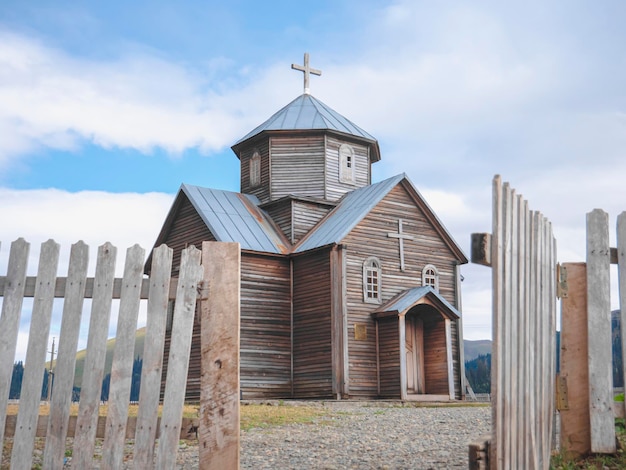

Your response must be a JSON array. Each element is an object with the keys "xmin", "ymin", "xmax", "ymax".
[
  {"xmin": 373, "ymin": 286, "xmax": 460, "ymax": 401},
  {"xmin": 403, "ymin": 305, "xmax": 453, "ymax": 401}
]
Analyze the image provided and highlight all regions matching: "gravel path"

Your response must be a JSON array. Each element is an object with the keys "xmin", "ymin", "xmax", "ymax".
[
  {"xmin": 5, "ymin": 401, "xmax": 490, "ymax": 469},
  {"xmin": 179, "ymin": 401, "xmax": 491, "ymax": 469}
]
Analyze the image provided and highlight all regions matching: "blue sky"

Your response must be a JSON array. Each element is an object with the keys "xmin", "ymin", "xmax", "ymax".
[{"xmin": 2, "ymin": 1, "xmax": 626, "ymax": 359}]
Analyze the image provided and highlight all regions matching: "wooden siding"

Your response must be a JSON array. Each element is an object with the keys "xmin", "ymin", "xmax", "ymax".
[
  {"xmin": 377, "ymin": 318, "xmax": 401, "ymax": 398},
  {"xmin": 293, "ymin": 200, "xmax": 332, "ymax": 243},
  {"xmin": 270, "ymin": 135, "xmax": 326, "ymax": 201},
  {"xmin": 264, "ymin": 198, "xmax": 293, "ymax": 242},
  {"xmin": 159, "ymin": 195, "xmax": 216, "ymax": 401},
  {"xmin": 263, "ymin": 198, "xmax": 333, "ymax": 244},
  {"xmin": 342, "ymin": 184, "xmax": 462, "ymax": 398},
  {"xmin": 239, "ymin": 139, "xmax": 271, "ymax": 204},
  {"xmin": 239, "ymin": 254, "xmax": 292, "ymax": 398},
  {"xmin": 166, "ymin": 195, "xmax": 216, "ymax": 274},
  {"xmin": 167, "ymin": 254, "xmax": 292, "ymax": 401},
  {"xmin": 292, "ymin": 252, "xmax": 334, "ymax": 398},
  {"xmin": 158, "ymin": 197, "xmax": 292, "ymax": 400},
  {"xmin": 325, "ymin": 136, "xmax": 370, "ymax": 201}
]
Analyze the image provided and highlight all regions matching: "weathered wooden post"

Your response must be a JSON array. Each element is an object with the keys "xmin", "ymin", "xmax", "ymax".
[
  {"xmin": 586, "ymin": 209, "xmax": 616, "ymax": 453},
  {"xmin": 558, "ymin": 262, "xmax": 591, "ymax": 457},
  {"xmin": 199, "ymin": 242, "xmax": 241, "ymax": 470}
]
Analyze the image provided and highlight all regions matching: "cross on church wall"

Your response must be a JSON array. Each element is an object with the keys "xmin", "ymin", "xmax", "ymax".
[
  {"xmin": 387, "ymin": 219, "xmax": 414, "ymax": 271},
  {"xmin": 291, "ymin": 52, "xmax": 322, "ymax": 95}
]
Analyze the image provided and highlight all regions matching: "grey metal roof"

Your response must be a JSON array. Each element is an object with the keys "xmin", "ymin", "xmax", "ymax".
[
  {"xmin": 294, "ymin": 174, "xmax": 406, "ymax": 253},
  {"xmin": 294, "ymin": 173, "xmax": 467, "ymax": 262},
  {"xmin": 373, "ymin": 286, "xmax": 461, "ymax": 319},
  {"xmin": 182, "ymin": 184, "xmax": 289, "ymax": 254},
  {"xmin": 234, "ymin": 94, "xmax": 380, "ymax": 158}
]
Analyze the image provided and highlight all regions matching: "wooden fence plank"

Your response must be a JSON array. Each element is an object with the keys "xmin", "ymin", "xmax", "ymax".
[
  {"xmin": 618, "ymin": 212, "xmax": 626, "ymax": 420},
  {"xmin": 490, "ymin": 175, "xmax": 503, "ymax": 470},
  {"xmin": 488, "ymin": 176, "xmax": 556, "ymax": 470},
  {"xmin": 559, "ymin": 262, "xmax": 591, "ymax": 457},
  {"xmin": 11, "ymin": 240, "xmax": 60, "ymax": 470},
  {"xmin": 156, "ymin": 245, "xmax": 203, "ymax": 470},
  {"xmin": 72, "ymin": 242, "xmax": 117, "ymax": 468},
  {"xmin": 586, "ymin": 209, "xmax": 616, "ymax": 453},
  {"xmin": 0, "ymin": 276, "xmax": 178, "ymax": 299},
  {"xmin": 134, "ymin": 244, "xmax": 173, "ymax": 468},
  {"xmin": 199, "ymin": 242, "xmax": 241, "ymax": 470},
  {"xmin": 0, "ymin": 238, "xmax": 29, "ymax": 445},
  {"xmin": 43, "ymin": 241, "xmax": 89, "ymax": 467},
  {"xmin": 102, "ymin": 244, "xmax": 145, "ymax": 470},
  {"xmin": 5, "ymin": 415, "xmax": 199, "ymax": 440}
]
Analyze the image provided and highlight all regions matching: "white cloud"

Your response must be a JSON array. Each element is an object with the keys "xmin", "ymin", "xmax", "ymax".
[
  {"xmin": 0, "ymin": 31, "xmax": 288, "ymax": 168},
  {"xmin": 0, "ymin": 188, "xmax": 173, "ymax": 361},
  {"xmin": 0, "ymin": 188, "xmax": 173, "ymax": 275}
]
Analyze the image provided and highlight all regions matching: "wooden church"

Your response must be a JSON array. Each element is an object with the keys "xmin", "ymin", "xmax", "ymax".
[{"xmin": 150, "ymin": 54, "xmax": 468, "ymax": 401}]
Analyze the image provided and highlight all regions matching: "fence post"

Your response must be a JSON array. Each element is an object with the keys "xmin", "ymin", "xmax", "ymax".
[
  {"xmin": 199, "ymin": 242, "xmax": 241, "ymax": 470},
  {"xmin": 558, "ymin": 262, "xmax": 591, "ymax": 458},
  {"xmin": 618, "ymin": 212, "xmax": 626, "ymax": 420},
  {"xmin": 586, "ymin": 209, "xmax": 615, "ymax": 453}
]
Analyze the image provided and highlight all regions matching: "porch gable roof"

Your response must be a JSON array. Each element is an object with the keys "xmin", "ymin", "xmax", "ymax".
[{"xmin": 372, "ymin": 286, "xmax": 461, "ymax": 320}]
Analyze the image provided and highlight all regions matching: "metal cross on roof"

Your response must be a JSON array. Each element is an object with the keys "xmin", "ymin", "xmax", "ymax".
[{"xmin": 291, "ymin": 52, "xmax": 322, "ymax": 95}]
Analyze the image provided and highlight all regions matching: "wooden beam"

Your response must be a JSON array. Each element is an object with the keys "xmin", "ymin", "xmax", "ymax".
[
  {"xmin": 559, "ymin": 262, "xmax": 591, "ymax": 458},
  {"xmin": 4, "ymin": 415, "xmax": 199, "ymax": 440},
  {"xmin": 586, "ymin": 209, "xmax": 616, "ymax": 453},
  {"xmin": 0, "ymin": 276, "xmax": 180, "ymax": 300},
  {"xmin": 471, "ymin": 233, "xmax": 492, "ymax": 267},
  {"xmin": 199, "ymin": 242, "xmax": 241, "ymax": 470}
]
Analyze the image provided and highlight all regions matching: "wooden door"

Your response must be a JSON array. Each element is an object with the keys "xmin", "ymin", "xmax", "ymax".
[{"xmin": 405, "ymin": 315, "xmax": 425, "ymax": 394}]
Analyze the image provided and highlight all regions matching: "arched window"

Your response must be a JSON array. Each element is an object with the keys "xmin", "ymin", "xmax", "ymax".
[
  {"xmin": 422, "ymin": 264, "xmax": 439, "ymax": 291},
  {"xmin": 339, "ymin": 144, "xmax": 355, "ymax": 184},
  {"xmin": 363, "ymin": 257, "xmax": 382, "ymax": 303},
  {"xmin": 249, "ymin": 151, "xmax": 261, "ymax": 187}
]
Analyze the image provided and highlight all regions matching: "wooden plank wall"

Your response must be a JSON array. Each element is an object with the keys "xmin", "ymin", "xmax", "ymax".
[
  {"xmin": 264, "ymin": 198, "xmax": 293, "ymax": 242},
  {"xmin": 342, "ymin": 184, "xmax": 463, "ymax": 398},
  {"xmin": 324, "ymin": 136, "xmax": 370, "ymax": 200},
  {"xmin": 0, "ymin": 241, "xmax": 201, "ymax": 469},
  {"xmin": 292, "ymin": 200, "xmax": 333, "ymax": 243},
  {"xmin": 170, "ymin": 253, "xmax": 292, "ymax": 401},
  {"xmin": 377, "ymin": 318, "xmax": 401, "ymax": 398},
  {"xmin": 270, "ymin": 135, "xmax": 326, "ymax": 201},
  {"xmin": 239, "ymin": 139, "xmax": 271, "ymax": 203},
  {"xmin": 292, "ymin": 252, "xmax": 334, "ymax": 398},
  {"xmin": 489, "ymin": 175, "xmax": 557, "ymax": 470},
  {"xmin": 239, "ymin": 254, "xmax": 292, "ymax": 398}
]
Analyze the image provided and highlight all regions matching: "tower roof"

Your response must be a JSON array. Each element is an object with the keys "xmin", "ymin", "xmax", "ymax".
[{"xmin": 232, "ymin": 94, "xmax": 381, "ymax": 161}]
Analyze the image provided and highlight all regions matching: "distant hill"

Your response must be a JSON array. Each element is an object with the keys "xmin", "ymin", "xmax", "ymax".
[
  {"xmin": 464, "ymin": 339, "xmax": 492, "ymax": 362},
  {"xmin": 72, "ymin": 326, "xmax": 146, "ymax": 388}
]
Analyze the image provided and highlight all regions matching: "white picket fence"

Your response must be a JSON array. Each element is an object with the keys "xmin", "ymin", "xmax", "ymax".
[{"xmin": 0, "ymin": 239, "xmax": 241, "ymax": 469}]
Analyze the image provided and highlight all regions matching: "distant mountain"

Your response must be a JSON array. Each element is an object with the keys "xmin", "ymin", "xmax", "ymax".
[
  {"xmin": 464, "ymin": 339, "xmax": 492, "ymax": 362},
  {"xmin": 72, "ymin": 326, "xmax": 146, "ymax": 388}
]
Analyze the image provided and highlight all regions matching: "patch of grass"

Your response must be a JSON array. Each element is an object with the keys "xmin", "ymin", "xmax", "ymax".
[
  {"xmin": 239, "ymin": 403, "xmax": 333, "ymax": 431},
  {"xmin": 551, "ymin": 420, "xmax": 626, "ymax": 469}
]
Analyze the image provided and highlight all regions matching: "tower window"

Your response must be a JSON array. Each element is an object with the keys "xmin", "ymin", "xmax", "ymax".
[
  {"xmin": 249, "ymin": 151, "xmax": 261, "ymax": 187},
  {"xmin": 339, "ymin": 144, "xmax": 356, "ymax": 184},
  {"xmin": 363, "ymin": 257, "xmax": 382, "ymax": 304},
  {"xmin": 422, "ymin": 264, "xmax": 439, "ymax": 291}
]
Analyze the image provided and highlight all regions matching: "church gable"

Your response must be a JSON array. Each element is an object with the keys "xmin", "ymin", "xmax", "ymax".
[
  {"xmin": 148, "ymin": 192, "xmax": 216, "ymax": 274},
  {"xmin": 342, "ymin": 182, "xmax": 462, "ymax": 302}
]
